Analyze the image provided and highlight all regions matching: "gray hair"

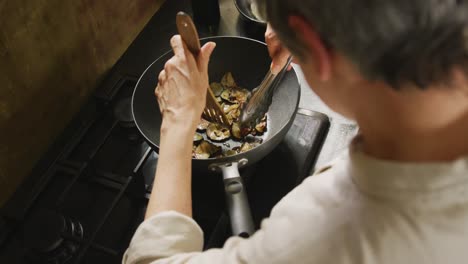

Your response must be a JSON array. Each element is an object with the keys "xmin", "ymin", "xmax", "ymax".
[{"xmin": 256, "ymin": 0, "xmax": 468, "ymax": 89}]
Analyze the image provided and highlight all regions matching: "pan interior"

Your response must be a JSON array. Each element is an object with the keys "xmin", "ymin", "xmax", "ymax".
[
  {"xmin": 194, "ymin": 114, "xmax": 271, "ymax": 154},
  {"xmin": 132, "ymin": 37, "xmax": 300, "ymax": 160}
]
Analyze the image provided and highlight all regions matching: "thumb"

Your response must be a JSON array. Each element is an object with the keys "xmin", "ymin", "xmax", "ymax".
[{"xmin": 198, "ymin": 42, "xmax": 216, "ymax": 72}]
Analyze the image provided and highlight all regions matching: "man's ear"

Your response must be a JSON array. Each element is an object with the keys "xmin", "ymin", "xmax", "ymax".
[{"xmin": 288, "ymin": 15, "xmax": 332, "ymax": 81}]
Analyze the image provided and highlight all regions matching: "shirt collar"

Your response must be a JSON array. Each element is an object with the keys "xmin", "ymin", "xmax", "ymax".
[{"xmin": 348, "ymin": 137, "xmax": 468, "ymax": 205}]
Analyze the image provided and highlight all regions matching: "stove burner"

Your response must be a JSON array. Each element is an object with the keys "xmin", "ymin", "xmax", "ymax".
[
  {"xmin": 23, "ymin": 209, "xmax": 83, "ymax": 264},
  {"xmin": 114, "ymin": 97, "xmax": 135, "ymax": 128}
]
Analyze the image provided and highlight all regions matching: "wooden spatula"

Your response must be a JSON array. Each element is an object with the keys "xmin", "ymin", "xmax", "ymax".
[{"xmin": 176, "ymin": 12, "xmax": 230, "ymax": 126}]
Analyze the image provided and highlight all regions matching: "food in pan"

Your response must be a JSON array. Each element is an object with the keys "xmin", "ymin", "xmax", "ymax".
[
  {"xmin": 193, "ymin": 133, "xmax": 204, "ymax": 145},
  {"xmin": 206, "ymin": 123, "xmax": 231, "ymax": 142},
  {"xmin": 192, "ymin": 72, "xmax": 267, "ymax": 159},
  {"xmin": 193, "ymin": 141, "xmax": 222, "ymax": 159},
  {"xmin": 197, "ymin": 119, "xmax": 210, "ymax": 132}
]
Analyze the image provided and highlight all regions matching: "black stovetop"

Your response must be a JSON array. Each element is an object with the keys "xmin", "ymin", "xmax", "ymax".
[{"xmin": 0, "ymin": 1, "xmax": 331, "ymax": 263}]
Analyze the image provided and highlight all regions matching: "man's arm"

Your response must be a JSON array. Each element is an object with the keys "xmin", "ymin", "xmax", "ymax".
[
  {"xmin": 145, "ymin": 123, "xmax": 194, "ymax": 218},
  {"xmin": 144, "ymin": 36, "xmax": 216, "ymax": 219}
]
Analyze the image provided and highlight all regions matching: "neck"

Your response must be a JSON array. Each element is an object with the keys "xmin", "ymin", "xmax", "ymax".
[{"xmin": 355, "ymin": 81, "xmax": 468, "ymax": 162}]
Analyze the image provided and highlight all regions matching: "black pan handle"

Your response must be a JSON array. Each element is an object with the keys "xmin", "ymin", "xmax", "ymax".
[{"xmin": 220, "ymin": 162, "xmax": 255, "ymax": 237}]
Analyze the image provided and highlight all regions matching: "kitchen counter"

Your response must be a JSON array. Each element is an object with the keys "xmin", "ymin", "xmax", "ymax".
[{"xmin": 101, "ymin": 0, "xmax": 357, "ymax": 169}]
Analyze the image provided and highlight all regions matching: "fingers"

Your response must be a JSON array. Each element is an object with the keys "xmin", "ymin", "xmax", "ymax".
[
  {"xmin": 156, "ymin": 70, "xmax": 168, "ymax": 114},
  {"xmin": 271, "ymin": 48, "xmax": 291, "ymax": 74},
  {"xmin": 198, "ymin": 42, "xmax": 216, "ymax": 73},
  {"xmin": 266, "ymin": 35, "xmax": 280, "ymax": 59},
  {"xmin": 265, "ymin": 23, "xmax": 293, "ymax": 73},
  {"xmin": 155, "ymin": 70, "xmax": 166, "ymax": 101},
  {"xmin": 155, "ymin": 84, "xmax": 164, "ymax": 114},
  {"xmin": 170, "ymin": 35, "xmax": 185, "ymax": 57},
  {"xmin": 170, "ymin": 34, "xmax": 215, "ymax": 73},
  {"xmin": 158, "ymin": 70, "xmax": 167, "ymax": 84},
  {"xmin": 157, "ymin": 35, "xmax": 211, "ymax": 121},
  {"xmin": 265, "ymin": 23, "xmax": 279, "ymax": 58},
  {"xmin": 170, "ymin": 35, "xmax": 198, "ymax": 70},
  {"xmin": 159, "ymin": 96, "xmax": 166, "ymax": 114}
]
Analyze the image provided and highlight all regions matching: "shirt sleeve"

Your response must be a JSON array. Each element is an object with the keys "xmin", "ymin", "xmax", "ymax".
[
  {"xmin": 123, "ymin": 182, "xmax": 333, "ymax": 264},
  {"xmin": 122, "ymin": 211, "xmax": 204, "ymax": 264},
  {"xmin": 123, "ymin": 209, "xmax": 267, "ymax": 264},
  {"xmin": 123, "ymin": 159, "xmax": 349, "ymax": 264}
]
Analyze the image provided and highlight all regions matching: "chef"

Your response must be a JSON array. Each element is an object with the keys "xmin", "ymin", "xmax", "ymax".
[{"xmin": 124, "ymin": 0, "xmax": 468, "ymax": 263}]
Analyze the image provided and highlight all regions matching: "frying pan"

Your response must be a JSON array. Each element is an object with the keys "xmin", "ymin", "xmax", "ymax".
[{"xmin": 132, "ymin": 36, "xmax": 300, "ymax": 237}]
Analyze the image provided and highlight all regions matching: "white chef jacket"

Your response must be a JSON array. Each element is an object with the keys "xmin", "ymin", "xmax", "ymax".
[{"xmin": 123, "ymin": 143, "xmax": 468, "ymax": 264}]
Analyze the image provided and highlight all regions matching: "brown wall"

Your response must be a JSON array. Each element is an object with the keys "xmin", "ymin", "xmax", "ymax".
[{"xmin": 0, "ymin": 0, "xmax": 164, "ymax": 206}]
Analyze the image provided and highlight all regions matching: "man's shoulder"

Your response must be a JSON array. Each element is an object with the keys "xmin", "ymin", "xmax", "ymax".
[
  {"xmin": 287, "ymin": 152, "xmax": 354, "ymax": 204},
  {"xmin": 255, "ymin": 152, "xmax": 365, "ymax": 263},
  {"xmin": 270, "ymin": 151, "xmax": 359, "ymax": 222}
]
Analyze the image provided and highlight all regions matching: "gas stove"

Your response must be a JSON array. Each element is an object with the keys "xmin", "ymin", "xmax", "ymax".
[{"xmin": 0, "ymin": 1, "xmax": 333, "ymax": 263}]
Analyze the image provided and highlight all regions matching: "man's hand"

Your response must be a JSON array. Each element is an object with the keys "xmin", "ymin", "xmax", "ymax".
[
  {"xmin": 155, "ymin": 35, "xmax": 216, "ymax": 131},
  {"xmin": 265, "ymin": 23, "xmax": 292, "ymax": 74}
]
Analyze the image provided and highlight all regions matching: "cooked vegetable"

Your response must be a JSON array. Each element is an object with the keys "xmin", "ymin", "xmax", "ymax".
[
  {"xmin": 223, "ymin": 103, "xmax": 239, "ymax": 114},
  {"xmin": 193, "ymin": 133, "xmax": 204, "ymax": 145},
  {"xmin": 193, "ymin": 140, "xmax": 222, "ymax": 159},
  {"xmin": 220, "ymin": 88, "xmax": 250, "ymax": 104},
  {"xmin": 197, "ymin": 119, "xmax": 211, "ymax": 132},
  {"xmin": 221, "ymin": 103, "xmax": 240, "ymax": 124},
  {"xmin": 194, "ymin": 153, "xmax": 210, "ymax": 159},
  {"xmin": 226, "ymin": 109, "xmax": 241, "ymax": 124},
  {"xmin": 231, "ymin": 122, "xmax": 242, "ymax": 139},
  {"xmin": 239, "ymin": 142, "xmax": 260, "ymax": 153},
  {"xmin": 221, "ymin": 72, "xmax": 237, "ymax": 88},
  {"xmin": 192, "ymin": 72, "xmax": 267, "ymax": 158},
  {"xmin": 223, "ymin": 149, "xmax": 238, "ymax": 157},
  {"xmin": 206, "ymin": 123, "xmax": 231, "ymax": 142},
  {"xmin": 210, "ymin": 82, "xmax": 224, "ymax": 97},
  {"xmin": 255, "ymin": 115, "xmax": 267, "ymax": 134}
]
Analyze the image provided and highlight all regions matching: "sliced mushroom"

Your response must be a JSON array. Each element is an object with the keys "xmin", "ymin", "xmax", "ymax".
[
  {"xmin": 221, "ymin": 72, "xmax": 237, "ymax": 88},
  {"xmin": 220, "ymin": 88, "xmax": 251, "ymax": 104},
  {"xmin": 194, "ymin": 72, "xmax": 267, "ymax": 156},
  {"xmin": 223, "ymin": 149, "xmax": 238, "ymax": 157},
  {"xmin": 239, "ymin": 142, "xmax": 260, "ymax": 153},
  {"xmin": 231, "ymin": 122, "xmax": 242, "ymax": 139},
  {"xmin": 194, "ymin": 153, "xmax": 210, "ymax": 159},
  {"xmin": 197, "ymin": 118, "xmax": 211, "ymax": 132},
  {"xmin": 193, "ymin": 140, "xmax": 222, "ymax": 159},
  {"xmin": 232, "ymin": 122, "xmax": 252, "ymax": 139},
  {"xmin": 255, "ymin": 115, "xmax": 267, "ymax": 134},
  {"xmin": 210, "ymin": 82, "xmax": 224, "ymax": 97},
  {"xmin": 206, "ymin": 123, "xmax": 231, "ymax": 142},
  {"xmin": 193, "ymin": 133, "xmax": 204, "ymax": 145},
  {"xmin": 220, "ymin": 89, "xmax": 233, "ymax": 103},
  {"xmin": 226, "ymin": 109, "xmax": 241, "ymax": 123},
  {"xmin": 223, "ymin": 103, "xmax": 239, "ymax": 114}
]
